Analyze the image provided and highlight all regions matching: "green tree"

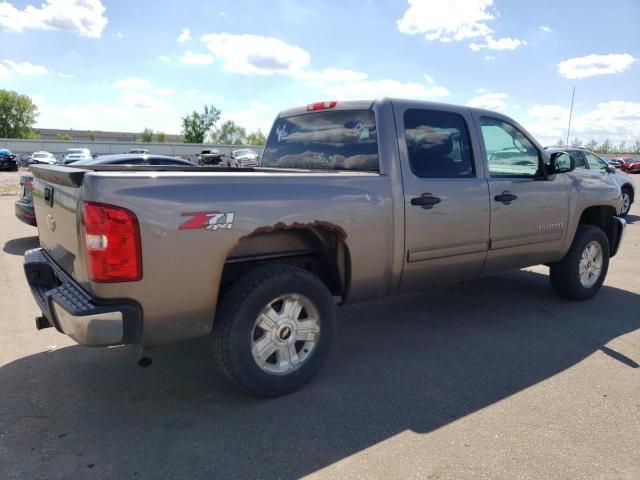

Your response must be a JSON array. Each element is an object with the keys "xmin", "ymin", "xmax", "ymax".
[
  {"xmin": 617, "ymin": 141, "xmax": 626, "ymax": 153},
  {"xmin": 570, "ymin": 137, "xmax": 583, "ymax": 147},
  {"xmin": 585, "ymin": 139, "xmax": 598, "ymax": 151},
  {"xmin": 633, "ymin": 140, "xmax": 640, "ymax": 153},
  {"xmin": 181, "ymin": 105, "xmax": 221, "ymax": 143},
  {"xmin": 555, "ymin": 138, "xmax": 565, "ymax": 147},
  {"xmin": 139, "ymin": 128, "xmax": 154, "ymax": 142},
  {"xmin": 596, "ymin": 139, "xmax": 612, "ymax": 154},
  {"xmin": 56, "ymin": 133, "xmax": 73, "ymax": 140},
  {"xmin": 210, "ymin": 120, "xmax": 247, "ymax": 145},
  {"xmin": 155, "ymin": 131, "xmax": 166, "ymax": 142},
  {"xmin": 0, "ymin": 89, "xmax": 39, "ymax": 138},
  {"xmin": 88, "ymin": 131, "xmax": 96, "ymax": 141},
  {"xmin": 246, "ymin": 129, "xmax": 267, "ymax": 146}
]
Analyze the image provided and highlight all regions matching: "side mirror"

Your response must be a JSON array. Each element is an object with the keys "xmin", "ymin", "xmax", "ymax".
[
  {"xmin": 549, "ymin": 152, "xmax": 575, "ymax": 174},
  {"xmin": 605, "ymin": 165, "xmax": 616, "ymax": 174},
  {"xmin": 20, "ymin": 153, "xmax": 31, "ymax": 161}
]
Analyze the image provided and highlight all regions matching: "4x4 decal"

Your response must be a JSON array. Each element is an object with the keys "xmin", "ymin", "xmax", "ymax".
[{"xmin": 179, "ymin": 211, "xmax": 235, "ymax": 231}]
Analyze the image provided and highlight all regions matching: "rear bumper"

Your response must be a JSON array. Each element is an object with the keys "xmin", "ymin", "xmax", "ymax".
[
  {"xmin": 24, "ymin": 248, "xmax": 142, "ymax": 346},
  {"xmin": 14, "ymin": 199, "xmax": 37, "ymax": 226}
]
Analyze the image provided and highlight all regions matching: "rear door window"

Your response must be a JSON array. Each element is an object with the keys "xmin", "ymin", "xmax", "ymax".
[
  {"xmin": 261, "ymin": 110, "xmax": 379, "ymax": 171},
  {"xmin": 403, "ymin": 109, "xmax": 475, "ymax": 178}
]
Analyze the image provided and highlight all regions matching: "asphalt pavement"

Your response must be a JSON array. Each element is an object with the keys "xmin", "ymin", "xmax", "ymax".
[{"xmin": 0, "ymin": 194, "xmax": 638, "ymax": 480}]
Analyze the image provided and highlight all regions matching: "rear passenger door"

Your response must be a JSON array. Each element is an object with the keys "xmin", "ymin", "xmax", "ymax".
[{"xmin": 394, "ymin": 105, "xmax": 491, "ymax": 291}]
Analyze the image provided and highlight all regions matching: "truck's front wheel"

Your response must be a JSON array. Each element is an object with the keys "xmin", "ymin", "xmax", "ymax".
[
  {"xmin": 213, "ymin": 265, "xmax": 335, "ymax": 397},
  {"xmin": 550, "ymin": 225, "xmax": 610, "ymax": 301}
]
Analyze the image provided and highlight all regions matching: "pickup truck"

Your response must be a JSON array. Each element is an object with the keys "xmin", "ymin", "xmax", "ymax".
[{"xmin": 24, "ymin": 99, "xmax": 626, "ymax": 397}]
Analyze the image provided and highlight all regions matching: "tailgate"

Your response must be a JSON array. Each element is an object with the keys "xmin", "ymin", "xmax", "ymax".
[{"xmin": 30, "ymin": 165, "xmax": 87, "ymax": 282}]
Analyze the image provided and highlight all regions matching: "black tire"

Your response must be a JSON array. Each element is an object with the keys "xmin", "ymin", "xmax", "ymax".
[
  {"xmin": 550, "ymin": 225, "xmax": 610, "ymax": 301},
  {"xmin": 620, "ymin": 186, "xmax": 633, "ymax": 217},
  {"xmin": 213, "ymin": 264, "xmax": 336, "ymax": 397}
]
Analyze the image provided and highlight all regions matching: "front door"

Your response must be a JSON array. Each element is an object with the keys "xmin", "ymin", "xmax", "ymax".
[
  {"xmin": 396, "ymin": 106, "xmax": 490, "ymax": 292},
  {"xmin": 477, "ymin": 116, "xmax": 570, "ymax": 274}
]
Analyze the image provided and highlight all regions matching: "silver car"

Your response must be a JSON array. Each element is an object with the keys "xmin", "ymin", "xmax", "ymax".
[
  {"xmin": 229, "ymin": 148, "xmax": 261, "ymax": 167},
  {"xmin": 547, "ymin": 147, "xmax": 635, "ymax": 217}
]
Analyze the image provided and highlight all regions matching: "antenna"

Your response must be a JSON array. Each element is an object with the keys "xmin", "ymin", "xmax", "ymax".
[{"xmin": 566, "ymin": 86, "xmax": 575, "ymax": 146}]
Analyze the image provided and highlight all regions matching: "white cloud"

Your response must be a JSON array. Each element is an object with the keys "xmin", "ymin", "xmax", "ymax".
[
  {"xmin": 484, "ymin": 55, "xmax": 496, "ymax": 61},
  {"xmin": 539, "ymin": 25, "xmax": 552, "ymax": 33},
  {"xmin": 526, "ymin": 101, "xmax": 640, "ymax": 144},
  {"xmin": 2, "ymin": 59, "xmax": 48, "ymax": 74},
  {"xmin": 200, "ymin": 33, "xmax": 311, "ymax": 75},
  {"xmin": 116, "ymin": 31, "xmax": 123, "ymax": 38},
  {"xmin": 557, "ymin": 53, "xmax": 636, "ymax": 79},
  {"xmin": 397, "ymin": 0, "xmax": 494, "ymax": 41},
  {"xmin": 424, "ymin": 74, "xmax": 435, "ymax": 84},
  {"xmin": 56, "ymin": 72, "xmax": 74, "ymax": 78},
  {"xmin": 0, "ymin": 0, "xmax": 108, "ymax": 38},
  {"xmin": 120, "ymin": 91, "xmax": 171, "ymax": 111},
  {"xmin": 249, "ymin": 100, "xmax": 273, "ymax": 111},
  {"xmin": 158, "ymin": 55, "xmax": 170, "ymax": 63},
  {"xmin": 397, "ymin": 0, "xmax": 525, "ymax": 53},
  {"xmin": 297, "ymin": 68, "xmax": 368, "ymax": 85},
  {"xmin": 220, "ymin": 106, "xmax": 275, "ymax": 135},
  {"xmin": 467, "ymin": 92, "xmax": 508, "ymax": 111},
  {"xmin": 180, "ymin": 50, "xmax": 214, "ymax": 65},
  {"xmin": 326, "ymin": 78, "xmax": 449, "ymax": 101},
  {"xmin": 154, "ymin": 87, "xmax": 173, "ymax": 97},
  {"xmin": 186, "ymin": 89, "xmax": 198, "ymax": 99},
  {"xmin": 114, "ymin": 77, "xmax": 151, "ymax": 89},
  {"xmin": 0, "ymin": 63, "xmax": 8, "ymax": 80},
  {"xmin": 177, "ymin": 27, "xmax": 191, "ymax": 43},
  {"xmin": 469, "ymin": 36, "xmax": 525, "ymax": 51}
]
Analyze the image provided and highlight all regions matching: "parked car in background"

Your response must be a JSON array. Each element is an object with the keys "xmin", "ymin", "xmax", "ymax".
[
  {"xmin": 15, "ymin": 154, "xmax": 194, "ymax": 226},
  {"xmin": 607, "ymin": 157, "xmax": 624, "ymax": 169},
  {"xmin": 546, "ymin": 147, "xmax": 635, "ymax": 217},
  {"xmin": 228, "ymin": 148, "xmax": 261, "ymax": 167},
  {"xmin": 0, "ymin": 148, "xmax": 18, "ymax": 171},
  {"xmin": 61, "ymin": 148, "xmax": 92, "ymax": 165},
  {"xmin": 198, "ymin": 149, "xmax": 223, "ymax": 165},
  {"xmin": 28, "ymin": 151, "xmax": 58, "ymax": 165},
  {"xmin": 613, "ymin": 157, "xmax": 640, "ymax": 174},
  {"xmin": 128, "ymin": 148, "xmax": 150, "ymax": 154}
]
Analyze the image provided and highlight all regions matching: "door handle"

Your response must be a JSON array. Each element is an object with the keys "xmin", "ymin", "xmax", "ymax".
[
  {"xmin": 494, "ymin": 191, "xmax": 518, "ymax": 205},
  {"xmin": 411, "ymin": 194, "xmax": 441, "ymax": 209}
]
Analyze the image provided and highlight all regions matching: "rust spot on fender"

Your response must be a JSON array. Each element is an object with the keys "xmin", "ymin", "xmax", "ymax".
[{"xmin": 247, "ymin": 220, "xmax": 348, "ymax": 241}]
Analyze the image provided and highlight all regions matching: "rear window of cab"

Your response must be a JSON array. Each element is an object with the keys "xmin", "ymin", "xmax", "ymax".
[{"xmin": 261, "ymin": 110, "xmax": 379, "ymax": 172}]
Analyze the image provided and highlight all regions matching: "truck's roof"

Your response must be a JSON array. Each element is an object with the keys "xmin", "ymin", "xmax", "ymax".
[{"xmin": 277, "ymin": 98, "xmax": 515, "ymax": 124}]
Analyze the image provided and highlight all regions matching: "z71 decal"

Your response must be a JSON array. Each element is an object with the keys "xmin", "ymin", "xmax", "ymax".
[{"xmin": 179, "ymin": 211, "xmax": 235, "ymax": 231}]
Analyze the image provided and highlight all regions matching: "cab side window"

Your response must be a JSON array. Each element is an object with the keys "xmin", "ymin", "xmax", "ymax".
[
  {"xmin": 403, "ymin": 109, "xmax": 475, "ymax": 178},
  {"xmin": 571, "ymin": 152, "xmax": 587, "ymax": 169},
  {"xmin": 480, "ymin": 117, "xmax": 541, "ymax": 178},
  {"xmin": 584, "ymin": 152, "xmax": 608, "ymax": 172}
]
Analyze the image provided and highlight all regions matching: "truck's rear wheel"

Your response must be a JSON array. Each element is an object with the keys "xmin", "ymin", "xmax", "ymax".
[
  {"xmin": 549, "ymin": 225, "xmax": 610, "ymax": 301},
  {"xmin": 213, "ymin": 265, "xmax": 335, "ymax": 397}
]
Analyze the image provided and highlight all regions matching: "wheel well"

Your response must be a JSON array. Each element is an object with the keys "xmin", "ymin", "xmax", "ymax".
[
  {"xmin": 621, "ymin": 183, "xmax": 634, "ymax": 201},
  {"xmin": 220, "ymin": 226, "xmax": 351, "ymax": 303},
  {"xmin": 578, "ymin": 205, "xmax": 618, "ymax": 251}
]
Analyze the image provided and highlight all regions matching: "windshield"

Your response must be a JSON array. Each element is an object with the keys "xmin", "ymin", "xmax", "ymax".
[{"xmin": 261, "ymin": 109, "xmax": 379, "ymax": 172}]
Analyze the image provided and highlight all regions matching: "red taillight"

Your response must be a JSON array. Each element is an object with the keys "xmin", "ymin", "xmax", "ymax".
[
  {"xmin": 82, "ymin": 202, "xmax": 142, "ymax": 282},
  {"xmin": 25, "ymin": 180, "xmax": 33, "ymax": 192},
  {"xmin": 306, "ymin": 100, "xmax": 337, "ymax": 111}
]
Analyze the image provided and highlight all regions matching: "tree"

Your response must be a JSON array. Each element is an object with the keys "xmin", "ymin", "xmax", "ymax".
[
  {"xmin": 555, "ymin": 138, "xmax": 565, "ymax": 147},
  {"xmin": 155, "ymin": 131, "xmax": 166, "ymax": 142},
  {"xmin": 585, "ymin": 139, "xmax": 598, "ymax": 151},
  {"xmin": 633, "ymin": 140, "xmax": 640, "ymax": 153},
  {"xmin": 570, "ymin": 137, "xmax": 583, "ymax": 147},
  {"xmin": 56, "ymin": 133, "xmax": 73, "ymax": 140},
  {"xmin": 617, "ymin": 141, "xmax": 626, "ymax": 153},
  {"xmin": 181, "ymin": 105, "xmax": 221, "ymax": 143},
  {"xmin": 139, "ymin": 128, "xmax": 154, "ymax": 142},
  {"xmin": 0, "ymin": 89, "xmax": 39, "ymax": 138},
  {"xmin": 210, "ymin": 120, "xmax": 247, "ymax": 145},
  {"xmin": 246, "ymin": 129, "xmax": 267, "ymax": 146},
  {"xmin": 88, "ymin": 131, "xmax": 96, "ymax": 141},
  {"xmin": 596, "ymin": 139, "xmax": 612, "ymax": 154}
]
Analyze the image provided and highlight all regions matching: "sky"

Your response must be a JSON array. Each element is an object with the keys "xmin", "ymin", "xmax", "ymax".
[{"xmin": 0, "ymin": 0, "xmax": 638, "ymax": 146}]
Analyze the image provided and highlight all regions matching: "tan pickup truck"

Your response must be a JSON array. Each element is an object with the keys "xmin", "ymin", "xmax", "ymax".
[{"xmin": 24, "ymin": 99, "xmax": 626, "ymax": 396}]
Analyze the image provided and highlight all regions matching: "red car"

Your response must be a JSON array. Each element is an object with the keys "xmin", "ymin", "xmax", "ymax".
[{"xmin": 612, "ymin": 157, "xmax": 640, "ymax": 173}]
